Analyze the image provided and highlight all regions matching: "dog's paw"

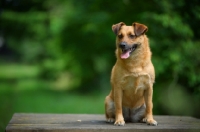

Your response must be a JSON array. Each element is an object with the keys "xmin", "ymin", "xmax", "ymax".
[
  {"xmin": 106, "ymin": 118, "xmax": 115, "ymax": 123},
  {"xmin": 142, "ymin": 117, "xmax": 158, "ymax": 126},
  {"xmin": 114, "ymin": 120, "xmax": 125, "ymax": 126}
]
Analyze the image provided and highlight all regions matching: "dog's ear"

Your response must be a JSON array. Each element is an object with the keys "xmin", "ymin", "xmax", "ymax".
[
  {"xmin": 112, "ymin": 22, "xmax": 125, "ymax": 35},
  {"xmin": 133, "ymin": 22, "xmax": 148, "ymax": 36}
]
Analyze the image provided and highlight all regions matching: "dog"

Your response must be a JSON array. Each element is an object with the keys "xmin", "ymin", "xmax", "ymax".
[{"xmin": 105, "ymin": 22, "xmax": 157, "ymax": 126}]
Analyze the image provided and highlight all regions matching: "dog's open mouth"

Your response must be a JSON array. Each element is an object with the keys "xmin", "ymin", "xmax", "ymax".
[{"xmin": 121, "ymin": 44, "xmax": 138, "ymax": 59}]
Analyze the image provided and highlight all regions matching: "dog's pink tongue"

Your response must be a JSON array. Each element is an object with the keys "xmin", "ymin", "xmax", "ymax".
[{"xmin": 121, "ymin": 50, "xmax": 130, "ymax": 59}]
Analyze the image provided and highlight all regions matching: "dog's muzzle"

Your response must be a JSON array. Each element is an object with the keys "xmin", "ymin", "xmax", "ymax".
[{"xmin": 119, "ymin": 42, "xmax": 140, "ymax": 59}]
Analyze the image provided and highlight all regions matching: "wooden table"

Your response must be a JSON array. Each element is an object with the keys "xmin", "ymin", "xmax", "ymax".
[{"xmin": 6, "ymin": 113, "xmax": 200, "ymax": 132}]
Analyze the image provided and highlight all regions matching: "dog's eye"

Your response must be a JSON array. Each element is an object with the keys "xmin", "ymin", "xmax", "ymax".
[
  {"xmin": 118, "ymin": 34, "xmax": 123, "ymax": 39},
  {"xmin": 129, "ymin": 34, "xmax": 136, "ymax": 39}
]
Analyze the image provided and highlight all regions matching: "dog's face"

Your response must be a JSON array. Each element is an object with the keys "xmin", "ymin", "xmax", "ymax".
[{"xmin": 112, "ymin": 22, "xmax": 148, "ymax": 59}]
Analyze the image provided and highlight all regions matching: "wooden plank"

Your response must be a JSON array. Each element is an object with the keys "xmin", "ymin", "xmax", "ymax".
[{"xmin": 6, "ymin": 113, "xmax": 200, "ymax": 132}]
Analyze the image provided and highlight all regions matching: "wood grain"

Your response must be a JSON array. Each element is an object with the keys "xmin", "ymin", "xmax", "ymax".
[{"xmin": 6, "ymin": 113, "xmax": 200, "ymax": 132}]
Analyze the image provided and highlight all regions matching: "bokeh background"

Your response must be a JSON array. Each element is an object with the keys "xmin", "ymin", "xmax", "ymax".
[{"xmin": 0, "ymin": 0, "xmax": 200, "ymax": 131}]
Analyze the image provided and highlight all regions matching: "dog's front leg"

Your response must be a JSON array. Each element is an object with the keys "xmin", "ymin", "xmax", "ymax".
[
  {"xmin": 114, "ymin": 88, "xmax": 125, "ymax": 126},
  {"xmin": 143, "ymin": 84, "xmax": 157, "ymax": 126}
]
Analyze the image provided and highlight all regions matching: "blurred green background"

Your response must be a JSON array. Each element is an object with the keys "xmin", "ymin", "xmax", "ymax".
[{"xmin": 0, "ymin": 0, "xmax": 200, "ymax": 131}]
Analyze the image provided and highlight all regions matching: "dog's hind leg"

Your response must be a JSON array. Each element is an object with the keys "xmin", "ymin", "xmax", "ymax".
[{"xmin": 105, "ymin": 95, "xmax": 115, "ymax": 123}]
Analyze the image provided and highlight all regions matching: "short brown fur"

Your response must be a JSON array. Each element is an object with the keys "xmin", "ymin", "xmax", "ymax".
[{"xmin": 105, "ymin": 22, "xmax": 157, "ymax": 126}]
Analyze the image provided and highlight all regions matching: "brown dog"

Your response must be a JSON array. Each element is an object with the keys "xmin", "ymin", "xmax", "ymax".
[{"xmin": 105, "ymin": 22, "xmax": 157, "ymax": 126}]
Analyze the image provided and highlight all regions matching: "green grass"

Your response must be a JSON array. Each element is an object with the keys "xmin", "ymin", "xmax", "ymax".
[{"xmin": 14, "ymin": 90, "xmax": 105, "ymax": 113}]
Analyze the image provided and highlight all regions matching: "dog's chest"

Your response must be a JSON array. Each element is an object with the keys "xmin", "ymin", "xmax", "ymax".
[{"xmin": 120, "ymin": 74, "xmax": 148, "ymax": 91}]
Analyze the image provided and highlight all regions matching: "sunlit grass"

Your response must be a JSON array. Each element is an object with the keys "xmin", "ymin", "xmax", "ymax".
[{"xmin": 0, "ymin": 64, "xmax": 40, "ymax": 79}]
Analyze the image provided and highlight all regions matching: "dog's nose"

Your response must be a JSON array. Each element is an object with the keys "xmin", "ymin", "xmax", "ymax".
[{"xmin": 119, "ymin": 42, "xmax": 127, "ymax": 49}]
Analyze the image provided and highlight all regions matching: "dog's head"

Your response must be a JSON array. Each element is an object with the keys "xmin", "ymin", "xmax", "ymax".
[{"xmin": 112, "ymin": 22, "xmax": 148, "ymax": 59}]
